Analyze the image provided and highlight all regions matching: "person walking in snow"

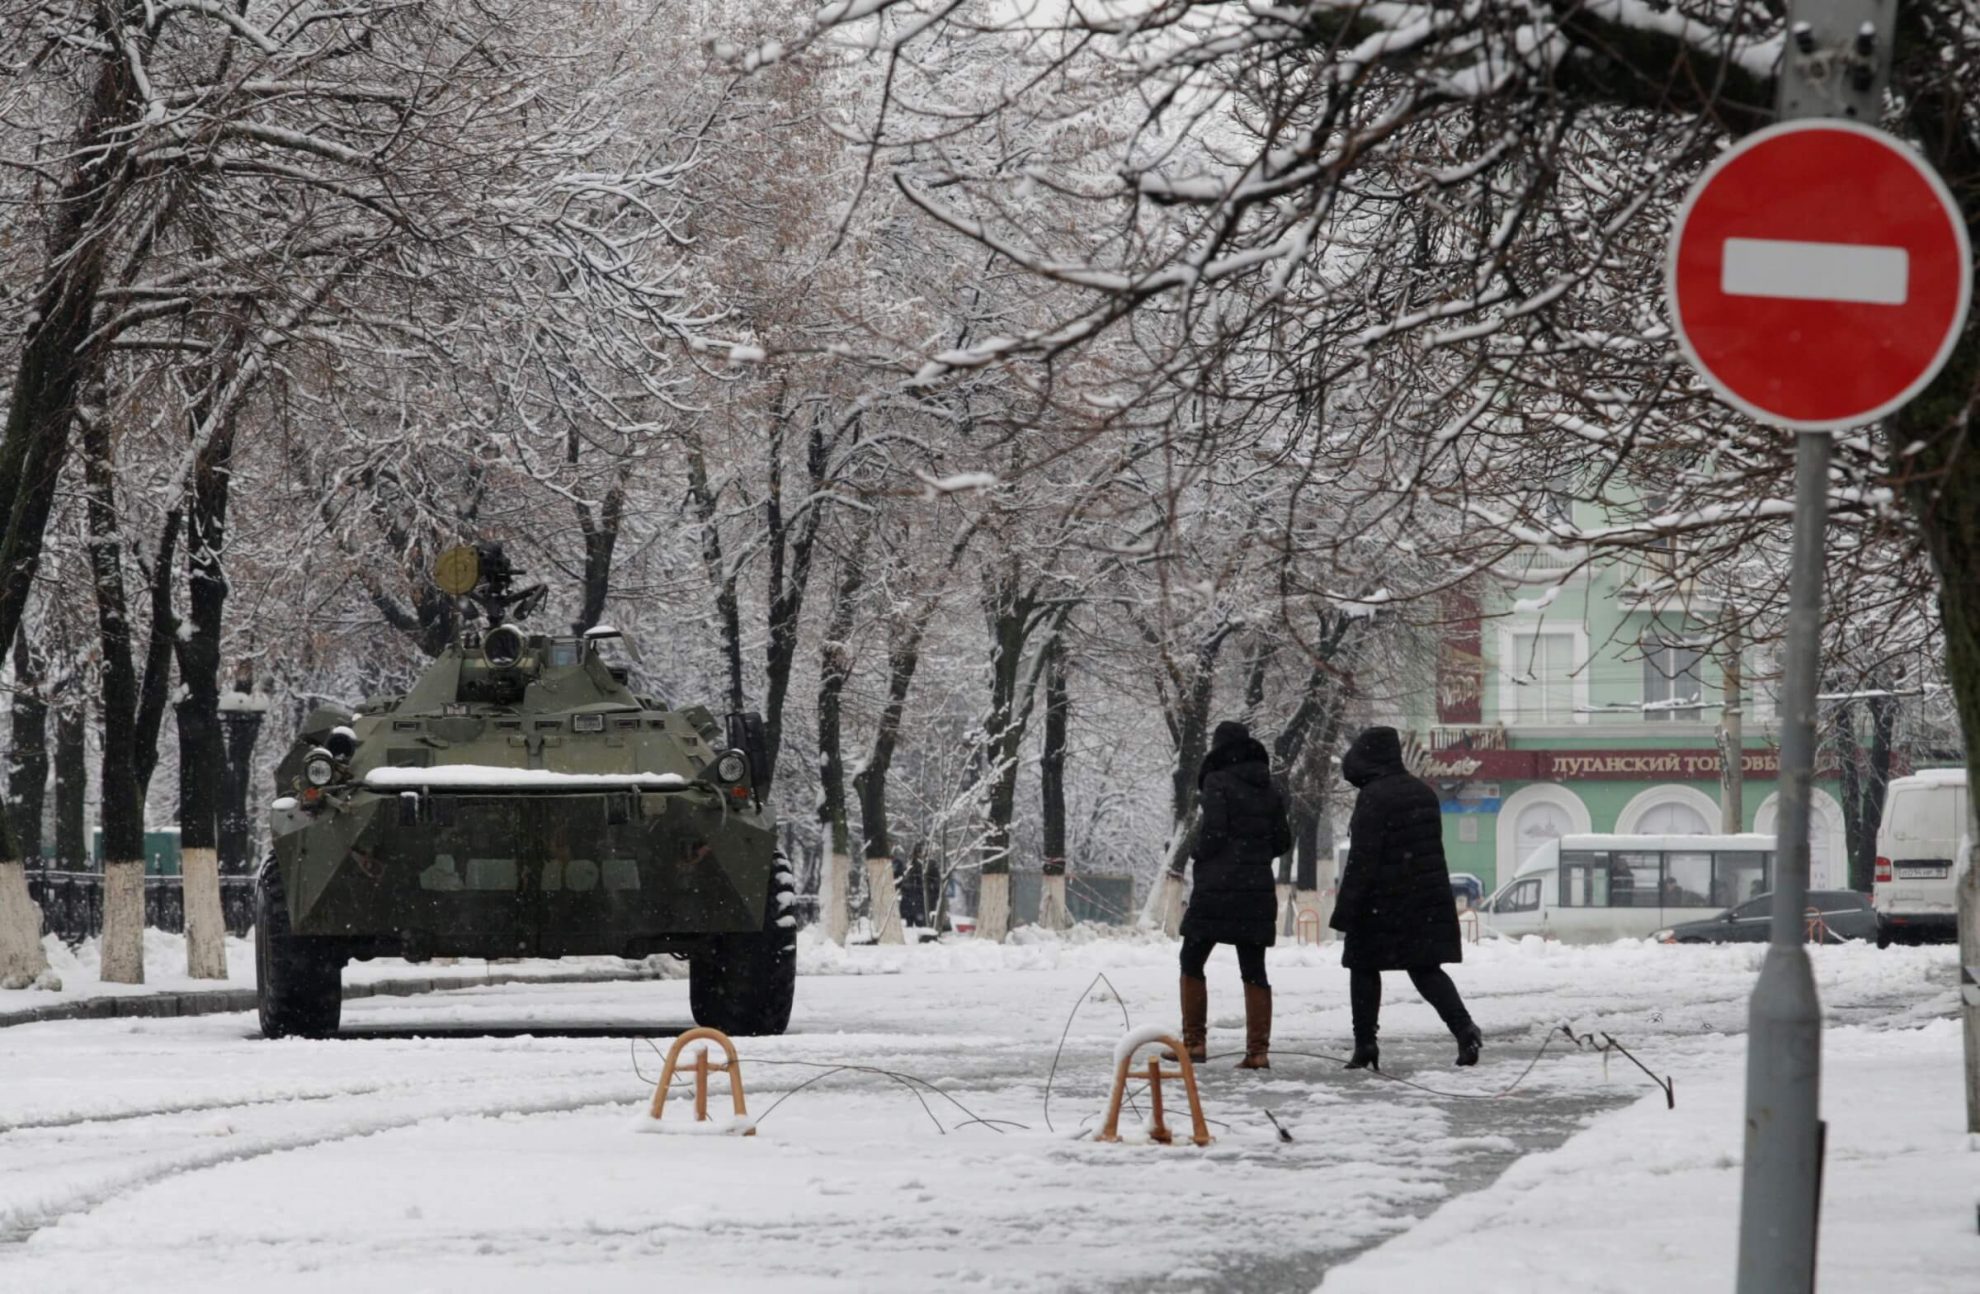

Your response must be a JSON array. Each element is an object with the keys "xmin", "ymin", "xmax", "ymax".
[
  {"xmin": 1178, "ymin": 720, "xmax": 1293, "ymax": 1069},
  {"xmin": 1331, "ymin": 725, "xmax": 1482, "ymax": 1072}
]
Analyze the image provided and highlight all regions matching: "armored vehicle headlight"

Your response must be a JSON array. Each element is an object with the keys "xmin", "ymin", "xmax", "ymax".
[
  {"xmin": 484, "ymin": 624, "xmax": 525, "ymax": 668},
  {"xmin": 716, "ymin": 750, "xmax": 748, "ymax": 783},
  {"xmin": 304, "ymin": 750, "xmax": 337, "ymax": 787}
]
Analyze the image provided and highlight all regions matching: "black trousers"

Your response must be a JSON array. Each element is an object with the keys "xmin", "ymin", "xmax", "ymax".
[
  {"xmin": 1180, "ymin": 937, "xmax": 1269, "ymax": 988},
  {"xmin": 1349, "ymin": 966, "xmax": 1472, "ymax": 1042}
]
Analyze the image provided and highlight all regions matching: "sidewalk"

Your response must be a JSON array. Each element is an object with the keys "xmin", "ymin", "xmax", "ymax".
[
  {"xmin": 0, "ymin": 931, "xmax": 669, "ymax": 1028},
  {"xmin": 1319, "ymin": 1017, "xmax": 1977, "ymax": 1293}
]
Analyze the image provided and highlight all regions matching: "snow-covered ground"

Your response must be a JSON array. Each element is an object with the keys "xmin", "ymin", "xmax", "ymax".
[
  {"xmin": 1322, "ymin": 1017, "xmax": 1977, "ymax": 1294},
  {"xmin": 0, "ymin": 930, "xmax": 1967, "ymax": 1292}
]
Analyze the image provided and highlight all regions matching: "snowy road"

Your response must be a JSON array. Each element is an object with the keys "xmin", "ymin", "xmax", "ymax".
[{"xmin": 0, "ymin": 933, "xmax": 1961, "ymax": 1293}]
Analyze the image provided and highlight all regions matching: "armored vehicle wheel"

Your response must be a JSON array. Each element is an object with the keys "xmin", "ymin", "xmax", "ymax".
[
  {"xmin": 256, "ymin": 859, "xmax": 343, "ymax": 1039},
  {"xmin": 689, "ymin": 851, "xmax": 796, "ymax": 1037}
]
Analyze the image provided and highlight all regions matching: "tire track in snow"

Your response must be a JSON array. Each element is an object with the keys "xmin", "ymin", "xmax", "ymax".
[
  {"xmin": 0, "ymin": 1085, "xmax": 392, "ymax": 1135},
  {"xmin": 0, "ymin": 1084, "xmax": 640, "ymax": 1246}
]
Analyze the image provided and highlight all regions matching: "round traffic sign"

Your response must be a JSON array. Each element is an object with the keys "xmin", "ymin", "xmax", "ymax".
[{"xmin": 1667, "ymin": 120, "xmax": 1972, "ymax": 430}]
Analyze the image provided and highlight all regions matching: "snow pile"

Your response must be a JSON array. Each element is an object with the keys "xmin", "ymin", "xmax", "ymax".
[
  {"xmin": 33, "ymin": 928, "xmax": 255, "ymax": 996},
  {"xmin": 633, "ymin": 1113, "xmax": 758, "ymax": 1136},
  {"xmin": 1321, "ymin": 1018, "xmax": 1976, "ymax": 1294}
]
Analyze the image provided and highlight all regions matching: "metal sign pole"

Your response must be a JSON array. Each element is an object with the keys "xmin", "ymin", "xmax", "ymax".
[{"xmin": 1736, "ymin": 4, "xmax": 1894, "ymax": 1291}]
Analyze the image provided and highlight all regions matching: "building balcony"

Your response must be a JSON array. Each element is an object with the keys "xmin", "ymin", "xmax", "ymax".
[{"xmin": 1513, "ymin": 546, "xmax": 1585, "ymax": 584}]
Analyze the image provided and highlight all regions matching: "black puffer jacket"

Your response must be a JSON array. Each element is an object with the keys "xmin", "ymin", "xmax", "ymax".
[
  {"xmin": 1331, "ymin": 726, "xmax": 1462, "ymax": 970},
  {"xmin": 1181, "ymin": 728, "xmax": 1293, "ymax": 945}
]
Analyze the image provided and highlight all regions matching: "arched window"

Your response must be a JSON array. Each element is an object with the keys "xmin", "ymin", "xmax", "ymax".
[
  {"xmin": 1616, "ymin": 785, "xmax": 1722, "ymax": 836},
  {"xmin": 1754, "ymin": 790, "xmax": 1848, "ymax": 889},
  {"xmin": 1494, "ymin": 784, "xmax": 1593, "ymax": 882},
  {"xmin": 1515, "ymin": 802, "xmax": 1576, "ymax": 862},
  {"xmin": 1636, "ymin": 800, "xmax": 1711, "ymax": 835}
]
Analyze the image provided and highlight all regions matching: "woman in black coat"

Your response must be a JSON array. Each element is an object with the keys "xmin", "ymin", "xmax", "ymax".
[
  {"xmin": 1179, "ymin": 721, "xmax": 1292, "ymax": 1069},
  {"xmin": 1330, "ymin": 726, "xmax": 1481, "ymax": 1071}
]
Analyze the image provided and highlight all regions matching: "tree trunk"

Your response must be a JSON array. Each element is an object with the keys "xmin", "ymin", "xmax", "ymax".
[
  {"xmin": 9, "ymin": 627, "xmax": 48, "ymax": 866},
  {"xmin": 816, "ymin": 535, "xmax": 868, "ymax": 943},
  {"xmin": 1889, "ymin": 320, "xmax": 1980, "ymax": 1129},
  {"xmin": 974, "ymin": 572, "xmax": 1052, "ymax": 939},
  {"xmin": 82, "ymin": 404, "xmax": 150, "ymax": 984},
  {"xmin": 0, "ymin": 39, "xmax": 142, "ymax": 668},
  {"xmin": 854, "ymin": 602, "xmax": 935, "ymax": 936},
  {"xmin": 1838, "ymin": 700, "xmax": 1864, "ymax": 877},
  {"xmin": 573, "ymin": 480, "xmax": 625, "ymax": 633},
  {"xmin": 134, "ymin": 509, "xmax": 180, "ymax": 798},
  {"xmin": 98, "ymin": 859, "xmax": 146, "ymax": 984},
  {"xmin": 760, "ymin": 405, "xmax": 831, "ymax": 791},
  {"xmin": 0, "ymin": 636, "xmax": 49, "ymax": 985},
  {"xmin": 218, "ymin": 681, "xmax": 265, "ymax": 880},
  {"xmin": 0, "ymin": 49, "xmax": 145, "ymax": 981},
  {"xmin": 173, "ymin": 398, "xmax": 241, "ymax": 979},
  {"xmin": 1718, "ymin": 632, "xmax": 1744, "ymax": 834},
  {"xmin": 687, "ymin": 449, "xmax": 745, "ymax": 714},
  {"xmin": 0, "ymin": 857, "xmax": 49, "ymax": 988},
  {"xmin": 1856, "ymin": 691, "xmax": 1896, "ymax": 892},
  {"xmin": 53, "ymin": 705, "xmax": 86, "ymax": 873},
  {"xmin": 1038, "ymin": 637, "xmax": 1070, "ymax": 930}
]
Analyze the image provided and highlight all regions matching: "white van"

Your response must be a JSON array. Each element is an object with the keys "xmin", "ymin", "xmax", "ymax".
[
  {"xmin": 1479, "ymin": 834, "xmax": 1776, "ymax": 944},
  {"xmin": 1873, "ymin": 769, "xmax": 1971, "ymax": 945}
]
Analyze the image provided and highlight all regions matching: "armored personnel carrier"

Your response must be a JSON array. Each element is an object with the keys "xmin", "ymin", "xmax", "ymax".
[{"xmin": 256, "ymin": 544, "xmax": 793, "ymax": 1039}]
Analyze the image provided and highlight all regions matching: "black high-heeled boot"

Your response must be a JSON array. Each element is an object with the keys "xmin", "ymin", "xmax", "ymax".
[
  {"xmin": 1344, "ymin": 1039, "xmax": 1380, "ymax": 1071},
  {"xmin": 1455, "ymin": 1024, "xmax": 1482, "ymax": 1067}
]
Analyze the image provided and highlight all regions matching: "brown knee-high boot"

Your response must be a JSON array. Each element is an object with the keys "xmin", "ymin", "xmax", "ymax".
[
  {"xmin": 1173, "ymin": 976, "xmax": 1208, "ymax": 1063},
  {"xmin": 1238, "ymin": 983, "xmax": 1271, "ymax": 1069}
]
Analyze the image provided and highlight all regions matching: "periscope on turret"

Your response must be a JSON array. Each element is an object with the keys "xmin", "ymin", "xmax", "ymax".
[{"xmin": 254, "ymin": 544, "xmax": 794, "ymax": 1040}]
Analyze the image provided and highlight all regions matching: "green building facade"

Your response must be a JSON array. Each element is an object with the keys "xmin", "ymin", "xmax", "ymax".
[{"xmin": 1412, "ymin": 540, "xmax": 1846, "ymax": 896}]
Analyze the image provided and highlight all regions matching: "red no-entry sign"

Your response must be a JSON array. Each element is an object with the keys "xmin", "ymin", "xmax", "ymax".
[{"xmin": 1667, "ymin": 120, "xmax": 1972, "ymax": 430}]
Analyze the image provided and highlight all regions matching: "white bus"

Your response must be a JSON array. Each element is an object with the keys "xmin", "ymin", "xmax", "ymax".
[{"xmin": 1480, "ymin": 833, "xmax": 1777, "ymax": 944}]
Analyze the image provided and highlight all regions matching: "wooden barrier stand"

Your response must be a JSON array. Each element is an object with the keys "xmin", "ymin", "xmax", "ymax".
[
  {"xmin": 1294, "ymin": 909, "xmax": 1324, "ymax": 945},
  {"xmin": 648, "ymin": 1027, "xmax": 753, "ymax": 1134},
  {"xmin": 1804, "ymin": 907, "xmax": 1828, "ymax": 945},
  {"xmin": 1095, "ymin": 1033, "xmax": 1213, "ymax": 1147}
]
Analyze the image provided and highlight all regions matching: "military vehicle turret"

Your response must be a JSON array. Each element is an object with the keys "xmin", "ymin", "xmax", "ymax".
[{"xmin": 256, "ymin": 544, "xmax": 793, "ymax": 1039}]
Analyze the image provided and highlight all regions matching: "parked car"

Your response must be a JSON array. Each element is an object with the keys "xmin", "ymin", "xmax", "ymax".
[
  {"xmin": 1872, "ymin": 768, "xmax": 1970, "ymax": 946},
  {"xmin": 1654, "ymin": 889, "xmax": 1879, "ymax": 944}
]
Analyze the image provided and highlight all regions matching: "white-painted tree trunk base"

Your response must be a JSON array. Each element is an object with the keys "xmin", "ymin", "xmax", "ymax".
[
  {"xmin": 823, "ymin": 850, "xmax": 851, "ymax": 946},
  {"xmin": 100, "ymin": 860, "xmax": 146, "ymax": 984},
  {"xmin": 0, "ymin": 860, "xmax": 53, "ymax": 989},
  {"xmin": 1275, "ymin": 882, "xmax": 1295, "ymax": 935},
  {"xmin": 1145, "ymin": 871, "xmax": 1185, "ymax": 938},
  {"xmin": 1039, "ymin": 873, "xmax": 1070, "ymax": 931},
  {"xmin": 976, "ymin": 872, "xmax": 1010, "ymax": 942},
  {"xmin": 866, "ymin": 857, "xmax": 905, "ymax": 944},
  {"xmin": 180, "ymin": 847, "xmax": 229, "ymax": 979}
]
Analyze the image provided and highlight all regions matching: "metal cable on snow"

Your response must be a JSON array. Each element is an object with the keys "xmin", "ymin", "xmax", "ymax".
[{"xmin": 628, "ymin": 984, "xmax": 1677, "ymax": 1138}]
